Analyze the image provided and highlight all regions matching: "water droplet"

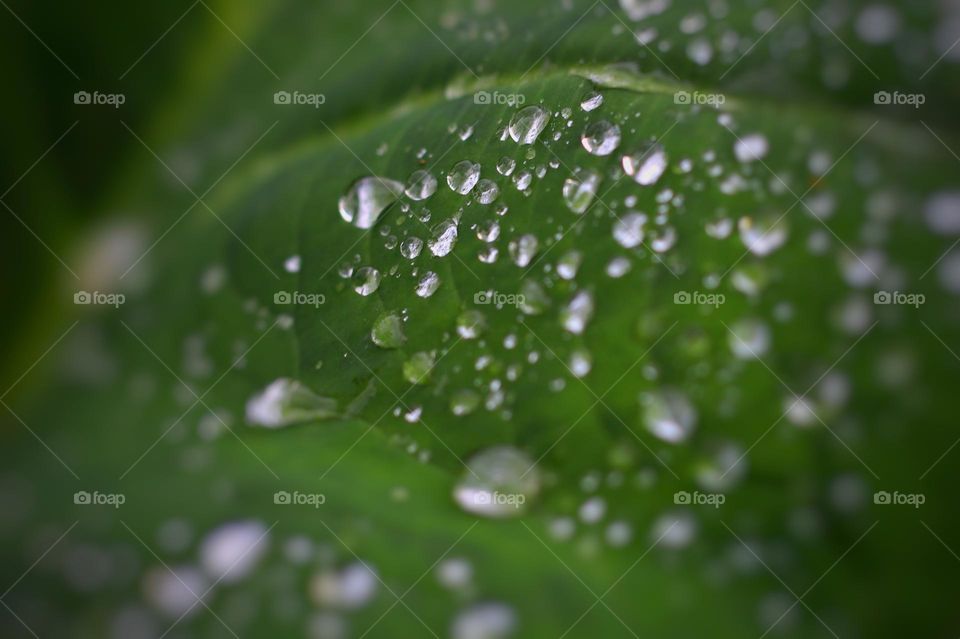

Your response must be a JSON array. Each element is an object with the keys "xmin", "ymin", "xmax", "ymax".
[
  {"xmin": 475, "ymin": 179, "xmax": 500, "ymax": 204},
  {"xmin": 562, "ymin": 168, "xmax": 601, "ymax": 214},
  {"xmin": 580, "ymin": 91, "xmax": 604, "ymax": 111},
  {"xmin": 284, "ymin": 255, "xmax": 301, "ymax": 273},
  {"xmin": 518, "ymin": 279, "xmax": 550, "ymax": 315},
  {"xmin": 453, "ymin": 446, "xmax": 540, "ymax": 518},
  {"xmin": 200, "ymin": 521, "xmax": 269, "ymax": 583},
  {"xmin": 508, "ymin": 234, "xmax": 539, "ymax": 267},
  {"xmin": 739, "ymin": 215, "xmax": 788, "ymax": 256},
  {"xmin": 512, "ymin": 170, "xmax": 532, "ymax": 191},
  {"xmin": 651, "ymin": 512, "xmax": 696, "ymax": 549},
  {"xmin": 641, "ymin": 389, "xmax": 697, "ymax": 443},
  {"xmin": 310, "ymin": 562, "xmax": 378, "ymax": 610},
  {"xmin": 734, "ymin": 134, "xmax": 769, "ymax": 163},
  {"xmin": 581, "ymin": 120, "xmax": 621, "ymax": 156},
  {"xmin": 476, "ymin": 220, "xmax": 501, "ymax": 243},
  {"xmin": 508, "ymin": 105, "xmax": 551, "ymax": 145},
  {"xmin": 557, "ymin": 250, "xmax": 583, "ymax": 280},
  {"xmin": 496, "ymin": 157, "xmax": 516, "ymax": 176},
  {"xmin": 452, "ymin": 602, "xmax": 517, "ymax": 639},
  {"xmin": 456, "ymin": 309, "xmax": 486, "ymax": 339},
  {"xmin": 405, "ymin": 170, "xmax": 437, "ymax": 201},
  {"xmin": 436, "ymin": 558, "xmax": 473, "ymax": 591},
  {"xmin": 569, "ymin": 349, "xmax": 592, "ymax": 377},
  {"xmin": 351, "ymin": 266, "xmax": 381, "ymax": 296},
  {"xmin": 612, "ymin": 212, "xmax": 647, "ymax": 248},
  {"xmin": 246, "ymin": 378, "xmax": 337, "ymax": 427},
  {"xmin": 447, "ymin": 161, "xmax": 481, "ymax": 194},
  {"xmin": 450, "ymin": 389, "xmax": 481, "ymax": 416},
  {"xmin": 403, "ymin": 351, "xmax": 435, "ymax": 385},
  {"xmin": 579, "ymin": 496, "xmax": 606, "ymax": 523},
  {"xmin": 622, "ymin": 143, "xmax": 668, "ymax": 185},
  {"xmin": 728, "ymin": 318, "xmax": 771, "ymax": 359},
  {"xmin": 416, "ymin": 271, "xmax": 441, "ymax": 298},
  {"xmin": 428, "ymin": 218, "xmax": 459, "ymax": 256},
  {"xmin": 371, "ymin": 312, "xmax": 406, "ymax": 349},
  {"xmin": 561, "ymin": 290, "xmax": 595, "ymax": 335},
  {"xmin": 400, "ymin": 236, "xmax": 423, "ymax": 259},
  {"xmin": 339, "ymin": 177, "xmax": 404, "ymax": 229}
]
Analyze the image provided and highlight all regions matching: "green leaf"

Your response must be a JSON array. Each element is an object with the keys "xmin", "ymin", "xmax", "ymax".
[{"xmin": 3, "ymin": 1, "xmax": 959, "ymax": 638}]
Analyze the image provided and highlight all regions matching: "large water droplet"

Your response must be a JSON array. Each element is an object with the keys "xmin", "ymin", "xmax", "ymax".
[
  {"xmin": 416, "ymin": 271, "xmax": 441, "ymax": 298},
  {"xmin": 351, "ymin": 266, "xmax": 381, "ymax": 296},
  {"xmin": 246, "ymin": 378, "xmax": 337, "ymax": 427},
  {"xmin": 447, "ymin": 161, "xmax": 481, "ymax": 194},
  {"xmin": 405, "ymin": 170, "xmax": 438, "ymax": 201},
  {"xmin": 508, "ymin": 105, "xmax": 551, "ymax": 145},
  {"xmin": 475, "ymin": 179, "xmax": 500, "ymax": 204},
  {"xmin": 562, "ymin": 169, "xmax": 601, "ymax": 214},
  {"xmin": 429, "ymin": 218, "xmax": 460, "ymax": 256},
  {"xmin": 581, "ymin": 120, "xmax": 621, "ymax": 156},
  {"xmin": 339, "ymin": 177, "xmax": 404, "ymax": 229},
  {"xmin": 453, "ymin": 446, "xmax": 540, "ymax": 518},
  {"xmin": 371, "ymin": 312, "xmax": 406, "ymax": 349},
  {"xmin": 622, "ymin": 143, "xmax": 668, "ymax": 186},
  {"xmin": 641, "ymin": 389, "xmax": 697, "ymax": 443},
  {"xmin": 400, "ymin": 236, "xmax": 423, "ymax": 259}
]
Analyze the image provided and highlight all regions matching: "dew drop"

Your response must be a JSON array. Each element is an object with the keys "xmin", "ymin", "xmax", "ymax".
[
  {"xmin": 351, "ymin": 266, "xmax": 381, "ymax": 296},
  {"xmin": 612, "ymin": 212, "xmax": 647, "ymax": 248},
  {"xmin": 453, "ymin": 446, "xmax": 540, "ymax": 518},
  {"xmin": 456, "ymin": 309, "xmax": 486, "ymax": 339},
  {"xmin": 622, "ymin": 143, "xmax": 668, "ymax": 186},
  {"xmin": 734, "ymin": 134, "xmax": 770, "ymax": 163},
  {"xmin": 403, "ymin": 351, "xmax": 435, "ymax": 385},
  {"xmin": 562, "ymin": 169, "xmax": 601, "ymax": 214},
  {"xmin": 475, "ymin": 179, "xmax": 500, "ymax": 204},
  {"xmin": 416, "ymin": 271, "xmax": 441, "ymax": 298},
  {"xmin": 246, "ymin": 378, "xmax": 337, "ymax": 427},
  {"xmin": 739, "ymin": 215, "xmax": 788, "ymax": 256},
  {"xmin": 640, "ymin": 389, "xmax": 697, "ymax": 443},
  {"xmin": 371, "ymin": 312, "xmax": 406, "ymax": 349},
  {"xmin": 561, "ymin": 290, "xmax": 595, "ymax": 335},
  {"xmin": 580, "ymin": 91, "xmax": 604, "ymax": 112},
  {"xmin": 405, "ymin": 170, "xmax": 438, "ymax": 201},
  {"xmin": 338, "ymin": 177, "xmax": 404, "ymax": 229},
  {"xmin": 429, "ymin": 218, "xmax": 460, "ymax": 257},
  {"xmin": 508, "ymin": 105, "xmax": 551, "ymax": 145},
  {"xmin": 400, "ymin": 236, "xmax": 423, "ymax": 259},
  {"xmin": 581, "ymin": 121, "xmax": 621, "ymax": 156},
  {"xmin": 447, "ymin": 161, "xmax": 481, "ymax": 195},
  {"xmin": 728, "ymin": 318, "xmax": 771, "ymax": 359},
  {"xmin": 496, "ymin": 157, "xmax": 516, "ymax": 176},
  {"xmin": 508, "ymin": 234, "xmax": 539, "ymax": 267}
]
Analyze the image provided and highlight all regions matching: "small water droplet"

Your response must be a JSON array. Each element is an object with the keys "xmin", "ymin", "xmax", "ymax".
[
  {"xmin": 400, "ymin": 236, "xmax": 423, "ymax": 259},
  {"xmin": 416, "ymin": 271, "xmax": 441, "ymax": 298},
  {"xmin": 728, "ymin": 318, "xmax": 771, "ymax": 359},
  {"xmin": 612, "ymin": 212, "xmax": 647, "ymax": 248},
  {"xmin": 622, "ymin": 144, "xmax": 668, "ymax": 186},
  {"xmin": 456, "ymin": 309, "xmax": 486, "ymax": 339},
  {"xmin": 738, "ymin": 215, "xmax": 788, "ymax": 256},
  {"xmin": 580, "ymin": 90, "xmax": 604, "ymax": 111},
  {"xmin": 641, "ymin": 389, "xmax": 697, "ymax": 443},
  {"xmin": 508, "ymin": 234, "xmax": 539, "ymax": 267},
  {"xmin": 371, "ymin": 312, "xmax": 406, "ymax": 349},
  {"xmin": 562, "ymin": 168, "xmax": 601, "ymax": 214},
  {"xmin": 246, "ymin": 378, "xmax": 337, "ymax": 428},
  {"xmin": 496, "ymin": 157, "xmax": 516, "ymax": 176},
  {"xmin": 475, "ymin": 179, "xmax": 500, "ymax": 204},
  {"xmin": 351, "ymin": 266, "xmax": 381, "ymax": 296},
  {"xmin": 734, "ymin": 133, "xmax": 770, "ymax": 163},
  {"xmin": 403, "ymin": 351, "xmax": 435, "ymax": 385},
  {"xmin": 428, "ymin": 218, "xmax": 459, "ymax": 256},
  {"xmin": 561, "ymin": 290, "xmax": 595, "ymax": 335},
  {"xmin": 450, "ymin": 389, "xmax": 481, "ymax": 416}
]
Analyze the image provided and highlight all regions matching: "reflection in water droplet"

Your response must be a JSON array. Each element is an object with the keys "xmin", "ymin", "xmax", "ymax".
[
  {"xmin": 622, "ymin": 144, "xmax": 668, "ymax": 186},
  {"xmin": 351, "ymin": 266, "xmax": 381, "ymax": 296},
  {"xmin": 338, "ymin": 177, "xmax": 404, "ymax": 229},
  {"xmin": 561, "ymin": 290, "xmax": 594, "ymax": 335},
  {"xmin": 246, "ymin": 379, "xmax": 337, "ymax": 428},
  {"xmin": 496, "ymin": 157, "xmax": 516, "ymax": 176},
  {"xmin": 371, "ymin": 312, "xmax": 406, "ymax": 349},
  {"xmin": 400, "ymin": 236, "xmax": 423, "ymax": 259},
  {"xmin": 416, "ymin": 271, "xmax": 441, "ymax": 298},
  {"xmin": 405, "ymin": 170, "xmax": 438, "ymax": 201},
  {"xmin": 581, "ymin": 121, "xmax": 621, "ymax": 156},
  {"xmin": 508, "ymin": 105, "xmax": 551, "ymax": 145},
  {"xmin": 475, "ymin": 179, "xmax": 500, "ymax": 204},
  {"xmin": 641, "ymin": 389, "xmax": 697, "ymax": 443},
  {"xmin": 453, "ymin": 446, "xmax": 540, "ymax": 518},
  {"xmin": 447, "ymin": 161, "xmax": 481, "ymax": 194},
  {"xmin": 508, "ymin": 234, "xmax": 539, "ymax": 267},
  {"xmin": 563, "ymin": 169, "xmax": 601, "ymax": 214},
  {"xmin": 429, "ymin": 218, "xmax": 459, "ymax": 256}
]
